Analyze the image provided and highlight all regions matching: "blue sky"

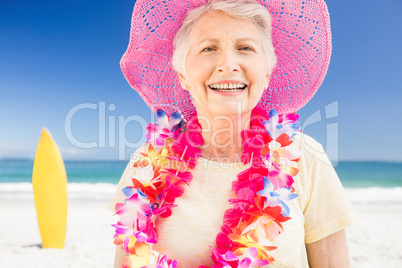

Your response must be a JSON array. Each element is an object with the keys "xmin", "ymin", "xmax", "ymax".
[{"xmin": 1, "ymin": 0, "xmax": 401, "ymax": 161}]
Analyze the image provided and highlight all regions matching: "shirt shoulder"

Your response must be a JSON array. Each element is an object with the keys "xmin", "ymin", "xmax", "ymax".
[
  {"xmin": 107, "ymin": 143, "xmax": 150, "ymax": 212},
  {"xmin": 292, "ymin": 133, "xmax": 357, "ymax": 243}
]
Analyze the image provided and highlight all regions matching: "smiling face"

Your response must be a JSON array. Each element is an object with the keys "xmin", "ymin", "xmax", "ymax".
[{"xmin": 178, "ymin": 11, "xmax": 270, "ymax": 119}]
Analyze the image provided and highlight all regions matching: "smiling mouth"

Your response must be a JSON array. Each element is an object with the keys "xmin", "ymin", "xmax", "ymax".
[{"xmin": 208, "ymin": 83, "xmax": 247, "ymax": 92}]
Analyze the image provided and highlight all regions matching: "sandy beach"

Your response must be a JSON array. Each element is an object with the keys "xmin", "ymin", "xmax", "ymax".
[
  {"xmin": 0, "ymin": 199, "xmax": 116, "ymax": 267},
  {"xmin": 1, "ymin": 189, "xmax": 402, "ymax": 268},
  {"xmin": 347, "ymin": 204, "xmax": 402, "ymax": 267}
]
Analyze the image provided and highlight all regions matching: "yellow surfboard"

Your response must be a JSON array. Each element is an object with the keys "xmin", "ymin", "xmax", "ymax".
[{"xmin": 32, "ymin": 128, "xmax": 68, "ymax": 249}]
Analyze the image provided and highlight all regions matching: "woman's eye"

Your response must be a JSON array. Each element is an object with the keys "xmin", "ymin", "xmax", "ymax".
[
  {"xmin": 239, "ymin": 46, "xmax": 254, "ymax": 51},
  {"xmin": 202, "ymin": 47, "xmax": 215, "ymax": 52}
]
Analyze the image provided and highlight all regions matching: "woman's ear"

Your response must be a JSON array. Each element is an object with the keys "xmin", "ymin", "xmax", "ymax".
[{"xmin": 178, "ymin": 72, "xmax": 189, "ymax": 90}]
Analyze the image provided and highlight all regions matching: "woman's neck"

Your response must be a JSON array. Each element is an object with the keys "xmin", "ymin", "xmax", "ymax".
[{"xmin": 197, "ymin": 111, "xmax": 251, "ymax": 163}]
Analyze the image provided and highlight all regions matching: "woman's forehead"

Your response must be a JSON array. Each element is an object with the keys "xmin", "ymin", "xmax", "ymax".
[
  {"xmin": 195, "ymin": 37, "xmax": 261, "ymax": 46},
  {"xmin": 190, "ymin": 12, "xmax": 261, "ymax": 44}
]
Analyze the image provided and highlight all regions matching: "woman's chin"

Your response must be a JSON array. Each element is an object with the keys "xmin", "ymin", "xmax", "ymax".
[{"xmin": 200, "ymin": 104, "xmax": 253, "ymax": 120}]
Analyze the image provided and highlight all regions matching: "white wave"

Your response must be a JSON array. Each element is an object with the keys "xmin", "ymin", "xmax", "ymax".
[
  {"xmin": 345, "ymin": 187, "xmax": 402, "ymax": 205},
  {"xmin": 0, "ymin": 182, "xmax": 117, "ymax": 201}
]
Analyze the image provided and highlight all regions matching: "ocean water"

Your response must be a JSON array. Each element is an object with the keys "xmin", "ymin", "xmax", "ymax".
[
  {"xmin": 0, "ymin": 159, "xmax": 127, "ymax": 184},
  {"xmin": 335, "ymin": 161, "xmax": 402, "ymax": 188},
  {"xmin": 0, "ymin": 159, "xmax": 127, "ymax": 200},
  {"xmin": 1, "ymin": 159, "xmax": 402, "ymax": 202}
]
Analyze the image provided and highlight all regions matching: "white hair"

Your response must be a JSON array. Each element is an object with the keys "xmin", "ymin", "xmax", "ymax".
[{"xmin": 172, "ymin": 0, "xmax": 277, "ymax": 76}]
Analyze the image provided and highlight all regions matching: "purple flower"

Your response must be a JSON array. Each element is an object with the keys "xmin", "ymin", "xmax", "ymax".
[
  {"xmin": 146, "ymin": 110, "xmax": 184, "ymax": 146},
  {"xmin": 259, "ymin": 177, "xmax": 298, "ymax": 217},
  {"xmin": 263, "ymin": 109, "xmax": 300, "ymax": 141}
]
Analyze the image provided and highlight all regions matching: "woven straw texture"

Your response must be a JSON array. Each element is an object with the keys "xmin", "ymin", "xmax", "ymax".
[{"xmin": 120, "ymin": 0, "xmax": 332, "ymax": 120}]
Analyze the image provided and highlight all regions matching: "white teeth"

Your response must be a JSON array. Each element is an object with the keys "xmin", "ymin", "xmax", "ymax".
[
  {"xmin": 209, "ymin": 83, "xmax": 247, "ymax": 90},
  {"xmin": 215, "ymin": 88, "xmax": 243, "ymax": 92}
]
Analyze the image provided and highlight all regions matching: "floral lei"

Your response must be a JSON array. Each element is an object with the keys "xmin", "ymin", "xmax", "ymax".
[{"xmin": 112, "ymin": 108, "xmax": 301, "ymax": 268}]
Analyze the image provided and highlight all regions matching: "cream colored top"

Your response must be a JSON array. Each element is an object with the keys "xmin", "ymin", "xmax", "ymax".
[{"xmin": 109, "ymin": 133, "xmax": 357, "ymax": 268}]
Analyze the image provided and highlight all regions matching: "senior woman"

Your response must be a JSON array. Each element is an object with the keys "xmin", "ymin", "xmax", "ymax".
[{"xmin": 110, "ymin": 0, "xmax": 357, "ymax": 267}]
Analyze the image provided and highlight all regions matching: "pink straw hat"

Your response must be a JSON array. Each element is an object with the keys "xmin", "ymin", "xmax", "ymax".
[{"xmin": 120, "ymin": 0, "xmax": 332, "ymax": 120}]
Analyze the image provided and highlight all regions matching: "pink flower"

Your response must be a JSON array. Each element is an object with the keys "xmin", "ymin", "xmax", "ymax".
[
  {"xmin": 115, "ymin": 192, "xmax": 151, "ymax": 220},
  {"xmin": 210, "ymin": 248, "xmax": 236, "ymax": 268},
  {"xmin": 214, "ymin": 248, "xmax": 269, "ymax": 268},
  {"xmin": 165, "ymin": 115, "xmax": 203, "ymax": 170},
  {"xmin": 236, "ymin": 163, "xmax": 268, "ymax": 183},
  {"xmin": 159, "ymin": 176, "xmax": 185, "ymax": 204},
  {"xmin": 162, "ymin": 169, "xmax": 193, "ymax": 186},
  {"xmin": 216, "ymin": 224, "xmax": 233, "ymax": 249},
  {"xmin": 266, "ymin": 162, "xmax": 294, "ymax": 190},
  {"xmin": 172, "ymin": 130, "xmax": 202, "ymax": 160},
  {"xmin": 113, "ymin": 191, "xmax": 158, "ymax": 253},
  {"xmin": 223, "ymin": 207, "xmax": 244, "ymax": 228},
  {"xmin": 229, "ymin": 188, "xmax": 255, "ymax": 210},
  {"xmin": 241, "ymin": 125, "xmax": 272, "ymax": 145},
  {"xmin": 112, "ymin": 216, "xmax": 156, "ymax": 253},
  {"xmin": 250, "ymin": 107, "xmax": 269, "ymax": 128},
  {"xmin": 183, "ymin": 116, "xmax": 204, "ymax": 147},
  {"xmin": 237, "ymin": 247, "xmax": 269, "ymax": 267},
  {"xmin": 279, "ymin": 112, "xmax": 299, "ymax": 124},
  {"xmin": 152, "ymin": 202, "xmax": 176, "ymax": 218},
  {"xmin": 240, "ymin": 134, "xmax": 264, "ymax": 165},
  {"xmin": 141, "ymin": 253, "xmax": 177, "ymax": 268},
  {"xmin": 232, "ymin": 173, "xmax": 264, "ymax": 195}
]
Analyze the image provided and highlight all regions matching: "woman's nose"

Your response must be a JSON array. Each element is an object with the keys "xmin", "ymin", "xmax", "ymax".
[{"xmin": 215, "ymin": 49, "xmax": 240, "ymax": 74}]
